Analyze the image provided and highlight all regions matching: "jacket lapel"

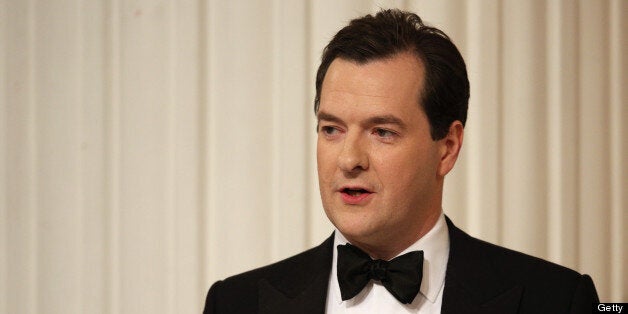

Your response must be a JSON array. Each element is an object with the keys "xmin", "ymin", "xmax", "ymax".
[
  {"xmin": 258, "ymin": 234, "xmax": 334, "ymax": 314},
  {"xmin": 442, "ymin": 217, "xmax": 523, "ymax": 314}
]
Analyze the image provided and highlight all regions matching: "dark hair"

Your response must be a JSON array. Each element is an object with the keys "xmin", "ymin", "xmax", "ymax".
[{"xmin": 314, "ymin": 9, "xmax": 469, "ymax": 140}]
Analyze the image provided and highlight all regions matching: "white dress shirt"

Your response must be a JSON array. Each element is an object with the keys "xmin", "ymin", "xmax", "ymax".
[{"xmin": 325, "ymin": 213, "xmax": 450, "ymax": 314}]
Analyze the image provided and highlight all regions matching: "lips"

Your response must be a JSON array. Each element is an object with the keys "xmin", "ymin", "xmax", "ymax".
[{"xmin": 339, "ymin": 186, "xmax": 374, "ymax": 205}]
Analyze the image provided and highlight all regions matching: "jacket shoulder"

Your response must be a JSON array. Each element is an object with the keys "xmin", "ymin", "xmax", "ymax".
[
  {"xmin": 203, "ymin": 235, "xmax": 334, "ymax": 314},
  {"xmin": 455, "ymin": 225, "xmax": 591, "ymax": 286},
  {"xmin": 446, "ymin": 218, "xmax": 598, "ymax": 313}
]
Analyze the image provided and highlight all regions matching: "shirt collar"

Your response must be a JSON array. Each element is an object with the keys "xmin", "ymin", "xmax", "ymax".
[{"xmin": 330, "ymin": 212, "xmax": 450, "ymax": 304}]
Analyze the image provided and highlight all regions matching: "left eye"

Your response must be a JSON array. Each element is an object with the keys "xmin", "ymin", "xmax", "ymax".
[{"xmin": 374, "ymin": 128, "xmax": 394, "ymax": 138}]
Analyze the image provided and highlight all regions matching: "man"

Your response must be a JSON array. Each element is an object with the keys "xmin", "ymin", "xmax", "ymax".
[{"xmin": 204, "ymin": 9, "xmax": 598, "ymax": 314}]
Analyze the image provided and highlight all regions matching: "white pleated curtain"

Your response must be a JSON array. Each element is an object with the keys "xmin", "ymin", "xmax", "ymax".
[{"xmin": 1, "ymin": 1, "xmax": 625, "ymax": 313}]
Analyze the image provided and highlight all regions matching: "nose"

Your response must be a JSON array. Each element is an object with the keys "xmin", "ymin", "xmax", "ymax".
[{"xmin": 337, "ymin": 133, "xmax": 369, "ymax": 173}]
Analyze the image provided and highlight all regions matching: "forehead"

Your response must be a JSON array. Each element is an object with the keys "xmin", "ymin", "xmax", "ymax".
[{"xmin": 319, "ymin": 52, "xmax": 426, "ymax": 118}]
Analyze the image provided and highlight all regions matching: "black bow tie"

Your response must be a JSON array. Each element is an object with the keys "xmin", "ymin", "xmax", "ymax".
[{"xmin": 337, "ymin": 243, "xmax": 424, "ymax": 304}]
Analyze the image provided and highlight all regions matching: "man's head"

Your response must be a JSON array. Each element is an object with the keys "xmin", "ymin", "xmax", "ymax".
[
  {"xmin": 315, "ymin": 9, "xmax": 469, "ymax": 140},
  {"xmin": 315, "ymin": 9, "xmax": 468, "ymax": 259}
]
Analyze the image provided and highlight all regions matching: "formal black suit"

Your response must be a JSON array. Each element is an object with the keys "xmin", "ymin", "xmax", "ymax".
[{"xmin": 203, "ymin": 217, "xmax": 598, "ymax": 313}]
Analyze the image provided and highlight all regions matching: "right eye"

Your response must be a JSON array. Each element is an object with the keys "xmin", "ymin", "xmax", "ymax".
[
  {"xmin": 319, "ymin": 125, "xmax": 344, "ymax": 140},
  {"xmin": 320, "ymin": 126, "xmax": 338, "ymax": 135}
]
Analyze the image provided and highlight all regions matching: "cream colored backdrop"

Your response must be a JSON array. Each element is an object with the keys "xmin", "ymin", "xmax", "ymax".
[{"xmin": 1, "ymin": 0, "xmax": 626, "ymax": 313}]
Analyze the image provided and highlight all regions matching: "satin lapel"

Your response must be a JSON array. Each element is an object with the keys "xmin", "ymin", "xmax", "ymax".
[
  {"xmin": 259, "ymin": 234, "xmax": 334, "ymax": 314},
  {"xmin": 442, "ymin": 217, "xmax": 523, "ymax": 314}
]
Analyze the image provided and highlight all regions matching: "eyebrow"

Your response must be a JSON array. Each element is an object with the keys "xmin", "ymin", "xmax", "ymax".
[
  {"xmin": 317, "ymin": 111, "xmax": 407, "ymax": 130},
  {"xmin": 366, "ymin": 115, "xmax": 407, "ymax": 130},
  {"xmin": 316, "ymin": 111, "xmax": 344, "ymax": 125}
]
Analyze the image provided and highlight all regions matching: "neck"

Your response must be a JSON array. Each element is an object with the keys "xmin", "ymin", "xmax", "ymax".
[{"xmin": 344, "ymin": 211, "xmax": 441, "ymax": 260}]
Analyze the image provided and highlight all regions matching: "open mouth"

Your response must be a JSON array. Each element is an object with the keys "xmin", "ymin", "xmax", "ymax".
[
  {"xmin": 341, "ymin": 187, "xmax": 371, "ymax": 196},
  {"xmin": 339, "ymin": 187, "xmax": 373, "ymax": 204}
]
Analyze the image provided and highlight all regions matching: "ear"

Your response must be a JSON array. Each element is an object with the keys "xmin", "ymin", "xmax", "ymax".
[{"xmin": 437, "ymin": 121, "xmax": 464, "ymax": 177}]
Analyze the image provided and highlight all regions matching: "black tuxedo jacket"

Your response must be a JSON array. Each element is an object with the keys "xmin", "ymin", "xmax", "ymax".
[{"xmin": 203, "ymin": 217, "xmax": 598, "ymax": 313}]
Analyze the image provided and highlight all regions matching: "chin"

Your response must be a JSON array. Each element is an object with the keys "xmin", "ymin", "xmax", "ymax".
[{"xmin": 330, "ymin": 212, "xmax": 380, "ymax": 241}]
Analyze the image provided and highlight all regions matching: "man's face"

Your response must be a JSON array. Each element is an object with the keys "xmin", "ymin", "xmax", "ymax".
[{"xmin": 317, "ymin": 52, "xmax": 448, "ymax": 251}]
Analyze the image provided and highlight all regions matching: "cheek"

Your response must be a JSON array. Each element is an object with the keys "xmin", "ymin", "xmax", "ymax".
[
  {"xmin": 317, "ymin": 143, "xmax": 337, "ymax": 182},
  {"xmin": 317, "ymin": 137, "xmax": 345, "ymax": 162},
  {"xmin": 316, "ymin": 142, "xmax": 328, "ymax": 167},
  {"xmin": 374, "ymin": 149, "xmax": 432, "ymax": 188},
  {"xmin": 372, "ymin": 147, "xmax": 421, "ymax": 173}
]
